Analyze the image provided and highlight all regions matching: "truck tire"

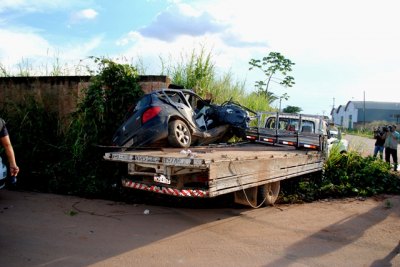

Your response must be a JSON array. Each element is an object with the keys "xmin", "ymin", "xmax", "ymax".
[
  {"xmin": 258, "ymin": 181, "xmax": 280, "ymax": 206},
  {"xmin": 168, "ymin": 119, "xmax": 191, "ymax": 148}
]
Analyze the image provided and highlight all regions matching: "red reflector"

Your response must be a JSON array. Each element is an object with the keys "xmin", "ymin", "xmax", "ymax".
[
  {"xmin": 142, "ymin": 107, "xmax": 161, "ymax": 124},
  {"xmin": 246, "ymin": 135, "xmax": 257, "ymax": 140}
]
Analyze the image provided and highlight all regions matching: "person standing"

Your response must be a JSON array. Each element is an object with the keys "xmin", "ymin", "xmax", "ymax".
[
  {"xmin": 383, "ymin": 125, "xmax": 400, "ymax": 171},
  {"xmin": 0, "ymin": 118, "xmax": 19, "ymax": 178},
  {"xmin": 373, "ymin": 127, "xmax": 385, "ymax": 159}
]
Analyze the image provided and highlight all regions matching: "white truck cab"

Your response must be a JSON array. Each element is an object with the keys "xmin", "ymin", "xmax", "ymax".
[{"xmin": 246, "ymin": 112, "xmax": 348, "ymax": 155}]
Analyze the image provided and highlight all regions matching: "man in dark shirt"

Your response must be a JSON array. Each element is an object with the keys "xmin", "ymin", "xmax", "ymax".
[
  {"xmin": 0, "ymin": 118, "xmax": 19, "ymax": 177},
  {"xmin": 373, "ymin": 127, "xmax": 385, "ymax": 159},
  {"xmin": 383, "ymin": 125, "xmax": 400, "ymax": 171}
]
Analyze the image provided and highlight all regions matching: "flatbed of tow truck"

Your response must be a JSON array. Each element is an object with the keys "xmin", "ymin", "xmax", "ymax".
[{"xmin": 104, "ymin": 143, "xmax": 324, "ymax": 207}]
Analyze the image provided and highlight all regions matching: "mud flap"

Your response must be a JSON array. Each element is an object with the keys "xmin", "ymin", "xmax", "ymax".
[{"xmin": 234, "ymin": 187, "xmax": 258, "ymax": 207}]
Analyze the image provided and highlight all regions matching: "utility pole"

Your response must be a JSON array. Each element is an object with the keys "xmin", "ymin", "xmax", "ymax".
[{"xmin": 363, "ymin": 91, "xmax": 366, "ymax": 128}]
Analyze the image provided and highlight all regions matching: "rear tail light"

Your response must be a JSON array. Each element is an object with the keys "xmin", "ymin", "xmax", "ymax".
[
  {"xmin": 246, "ymin": 135, "xmax": 257, "ymax": 140},
  {"xmin": 282, "ymin": 141, "xmax": 295, "ymax": 146},
  {"xmin": 263, "ymin": 138, "xmax": 275, "ymax": 143},
  {"xmin": 303, "ymin": 144, "xmax": 318, "ymax": 149},
  {"xmin": 142, "ymin": 107, "xmax": 161, "ymax": 124}
]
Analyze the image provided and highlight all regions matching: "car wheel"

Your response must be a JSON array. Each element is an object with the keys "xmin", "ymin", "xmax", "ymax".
[
  {"xmin": 168, "ymin": 119, "xmax": 191, "ymax": 148},
  {"xmin": 258, "ymin": 181, "xmax": 280, "ymax": 206}
]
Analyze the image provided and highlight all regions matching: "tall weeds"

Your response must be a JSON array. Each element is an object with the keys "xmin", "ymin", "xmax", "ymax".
[
  {"xmin": 161, "ymin": 47, "xmax": 272, "ymax": 112},
  {"xmin": 161, "ymin": 46, "xmax": 215, "ymax": 96}
]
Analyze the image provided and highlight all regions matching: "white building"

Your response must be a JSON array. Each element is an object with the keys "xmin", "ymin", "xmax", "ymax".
[{"xmin": 331, "ymin": 101, "xmax": 400, "ymax": 129}]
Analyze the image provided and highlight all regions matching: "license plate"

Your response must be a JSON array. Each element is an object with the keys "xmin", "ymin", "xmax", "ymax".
[{"xmin": 154, "ymin": 174, "xmax": 171, "ymax": 185}]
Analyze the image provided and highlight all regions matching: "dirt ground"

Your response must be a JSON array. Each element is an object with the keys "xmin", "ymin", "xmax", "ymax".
[
  {"xmin": 1, "ymin": 189, "xmax": 399, "ymax": 267},
  {"xmin": 1, "ymin": 134, "xmax": 399, "ymax": 266}
]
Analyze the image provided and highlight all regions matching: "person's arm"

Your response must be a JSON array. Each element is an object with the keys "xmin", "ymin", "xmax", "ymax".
[
  {"xmin": 395, "ymin": 131, "xmax": 400, "ymax": 142},
  {"xmin": 0, "ymin": 135, "xmax": 19, "ymax": 176}
]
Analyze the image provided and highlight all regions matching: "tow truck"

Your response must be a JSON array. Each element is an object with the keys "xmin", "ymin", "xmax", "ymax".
[{"xmin": 104, "ymin": 112, "xmax": 331, "ymax": 208}]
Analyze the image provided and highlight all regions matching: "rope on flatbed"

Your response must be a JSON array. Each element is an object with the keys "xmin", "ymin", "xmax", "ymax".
[{"xmin": 228, "ymin": 156, "xmax": 269, "ymax": 209}]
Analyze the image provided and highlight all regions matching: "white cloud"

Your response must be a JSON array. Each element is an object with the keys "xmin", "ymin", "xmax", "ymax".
[
  {"xmin": 70, "ymin": 8, "xmax": 98, "ymax": 23},
  {"xmin": 131, "ymin": 2, "xmax": 265, "ymax": 49},
  {"xmin": 116, "ymin": 31, "xmax": 141, "ymax": 47},
  {"xmin": 0, "ymin": 28, "xmax": 103, "ymax": 75},
  {"xmin": 62, "ymin": 35, "xmax": 103, "ymax": 60},
  {"xmin": 340, "ymin": 69, "xmax": 400, "ymax": 103},
  {"xmin": 0, "ymin": 29, "xmax": 52, "ymax": 65},
  {"xmin": 138, "ymin": 3, "xmax": 227, "ymax": 42}
]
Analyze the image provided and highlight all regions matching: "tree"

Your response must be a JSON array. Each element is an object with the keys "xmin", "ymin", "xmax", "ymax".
[
  {"xmin": 249, "ymin": 52, "xmax": 295, "ymax": 104},
  {"xmin": 283, "ymin": 105, "xmax": 303, "ymax": 114}
]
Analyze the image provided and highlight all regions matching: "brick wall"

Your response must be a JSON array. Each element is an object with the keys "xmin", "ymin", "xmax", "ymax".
[
  {"xmin": 138, "ymin": 75, "xmax": 171, "ymax": 94},
  {"xmin": 0, "ymin": 75, "xmax": 170, "ymax": 120}
]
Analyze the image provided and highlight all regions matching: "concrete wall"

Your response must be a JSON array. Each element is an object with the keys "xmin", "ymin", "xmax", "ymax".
[{"xmin": 0, "ymin": 75, "xmax": 170, "ymax": 121}]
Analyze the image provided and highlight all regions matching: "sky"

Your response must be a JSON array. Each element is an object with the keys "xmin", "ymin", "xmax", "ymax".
[{"xmin": 1, "ymin": 0, "xmax": 400, "ymax": 115}]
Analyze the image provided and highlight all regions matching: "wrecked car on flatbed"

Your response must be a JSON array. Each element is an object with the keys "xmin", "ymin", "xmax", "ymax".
[{"xmin": 112, "ymin": 89, "xmax": 253, "ymax": 148}]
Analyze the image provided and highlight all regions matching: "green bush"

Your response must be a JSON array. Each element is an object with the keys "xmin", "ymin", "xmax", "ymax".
[
  {"xmin": 322, "ymin": 149, "xmax": 399, "ymax": 197},
  {"xmin": 57, "ymin": 58, "xmax": 143, "ymax": 196},
  {"xmin": 281, "ymin": 148, "xmax": 400, "ymax": 203}
]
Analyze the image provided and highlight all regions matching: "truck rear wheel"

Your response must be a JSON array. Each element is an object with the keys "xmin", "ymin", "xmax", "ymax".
[{"xmin": 258, "ymin": 181, "xmax": 280, "ymax": 206}]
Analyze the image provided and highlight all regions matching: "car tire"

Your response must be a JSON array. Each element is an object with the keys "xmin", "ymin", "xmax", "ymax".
[
  {"xmin": 168, "ymin": 119, "xmax": 191, "ymax": 148},
  {"xmin": 258, "ymin": 181, "xmax": 280, "ymax": 206}
]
